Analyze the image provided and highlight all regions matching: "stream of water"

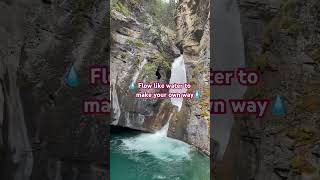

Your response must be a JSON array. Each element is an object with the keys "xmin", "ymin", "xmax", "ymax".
[
  {"xmin": 212, "ymin": 0, "xmax": 246, "ymax": 159},
  {"xmin": 169, "ymin": 55, "xmax": 187, "ymax": 111},
  {"xmin": 110, "ymin": 54, "xmax": 209, "ymax": 180},
  {"xmin": 110, "ymin": 125, "xmax": 210, "ymax": 180}
]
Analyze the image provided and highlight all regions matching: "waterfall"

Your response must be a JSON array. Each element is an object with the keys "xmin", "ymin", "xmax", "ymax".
[
  {"xmin": 212, "ymin": 0, "xmax": 247, "ymax": 159},
  {"xmin": 169, "ymin": 55, "xmax": 187, "ymax": 111},
  {"xmin": 2, "ymin": 67, "xmax": 33, "ymax": 180},
  {"xmin": 119, "ymin": 113, "xmax": 189, "ymax": 161},
  {"xmin": 156, "ymin": 113, "xmax": 173, "ymax": 137}
]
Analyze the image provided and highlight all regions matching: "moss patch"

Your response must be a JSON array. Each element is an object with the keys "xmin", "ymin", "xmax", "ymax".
[
  {"xmin": 254, "ymin": 54, "xmax": 269, "ymax": 71},
  {"xmin": 126, "ymin": 39, "xmax": 145, "ymax": 48},
  {"xmin": 290, "ymin": 155, "xmax": 317, "ymax": 174},
  {"xmin": 286, "ymin": 128, "xmax": 318, "ymax": 146},
  {"xmin": 151, "ymin": 53, "xmax": 171, "ymax": 70},
  {"xmin": 111, "ymin": 0, "xmax": 129, "ymax": 17},
  {"xmin": 305, "ymin": 47, "xmax": 320, "ymax": 62},
  {"xmin": 141, "ymin": 63, "xmax": 157, "ymax": 82},
  {"xmin": 299, "ymin": 95, "xmax": 320, "ymax": 112},
  {"xmin": 282, "ymin": 0, "xmax": 300, "ymax": 13},
  {"xmin": 279, "ymin": 16, "xmax": 302, "ymax": 35}
]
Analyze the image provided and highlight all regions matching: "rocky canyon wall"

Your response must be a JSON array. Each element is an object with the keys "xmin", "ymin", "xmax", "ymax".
[
  {"xmin": 219, "ymin": 0, "xmax": 320, "ymax": 179},
  {"xmin": 0, "ymin": 0, "xmax": 109, "ymax": 179},
  {"xmin": 110, "ymin": 0, "xmax": 211, "ymax": 155}
]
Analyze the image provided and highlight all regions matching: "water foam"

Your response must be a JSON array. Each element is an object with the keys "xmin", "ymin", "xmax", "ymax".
[{"xmin": 119, "ymin": 120, "xmax": 190, "ymax": 161}]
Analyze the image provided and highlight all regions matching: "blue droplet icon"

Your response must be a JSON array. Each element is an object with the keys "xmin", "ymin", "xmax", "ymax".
[
  {"xmin": 129, "ymin": 82, "xmax": 136, "ymax": 92},
  {"xmin": 272, "ymin": 95, "xmax": 285, "ymax": 116},
  {"xmin": 194, "ymin": 90, "xmax": 201, "ymax": 100},
  {"xmin": 65, "ymin": 65, "xmax": 79, "ymax": 88}
]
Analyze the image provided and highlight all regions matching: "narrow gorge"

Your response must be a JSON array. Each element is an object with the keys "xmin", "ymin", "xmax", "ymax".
[
  {"xmin": 110, "ymin": 0, "xmax": 210, "ymax": 179},
  {"xmin": 110, "ymin": 0, "xmax": 210, "ymax": 155}
]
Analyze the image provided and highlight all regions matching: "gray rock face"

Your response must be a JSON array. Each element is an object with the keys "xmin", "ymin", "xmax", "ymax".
[
  {"xmin": 1, "ymin": 0, "xmax": 109, "ymax": 179},
  {"xmin": 170, "ymin": 0, "xmax": 210, "ymax": 155},
  {"xmin": 217, "ymin": 0, "xmax": 320, "ymax": 179},
  {"xmin": 110, "ymin": 1, "xmax": 176, "ymax": 132}
]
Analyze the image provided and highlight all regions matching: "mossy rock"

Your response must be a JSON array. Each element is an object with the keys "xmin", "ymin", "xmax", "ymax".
[
  {"xmin": 193, "ymin": 65, "xmax": 206, "ymax": 75},
  {"xmin": 290, "ymin": 155, "xmax": 317, "ymax": 174},
  {"xmin": 305, "ymin": 48, "xmax": 320, "ymax": 62},
  {"xmin": 120, "ymin": 53, "xmax": 128, "ymax": 59},
  {"xmin": 135, "ymin": 39, "xmax": 145, "ymax": 48},
  {"xmin": 138, "ymin": 14, "xmax": 150, "ymax": 23},
  {"xmin": 282, "ymin": 0, "xmax": 300, "ymax": 13},
  {"xmin": 126, "ymin": 39, "xmax": 145, "ymax": 48},
  {"xmin": 189, "ymin": 77, "xmax": 198, "ymax": 86},
  {"xmin": 200, "ymin": 110, "xmax": 209, "ymax": 118},
  {"xmin": 300, "ymin": 95, "xmax": 320, "ymax": 112},
  {"xmin": 151, "ymin": 53, "xmax": 171, "ymax": 70},
  {"xmin": 279, "ymin": 16, "xmax": 302, "ymax": 35},
  {"xmin": 129, "ymin": 0, "xmax": 142, "ymax": 7},
  {"xmin": 111, "ymin": 0, "xmax": 129, "ymax": 17},
  {"xmin": 133, "ymin": 56, "xmax": 141, "ymax": 67},
  {"xmin": 287, "ymin": 128, "xmax": 318, "ymax": 146},
  {"xmin": 141, "ymin": 63, "xmax": 157, "ymax": 82},
  {"xmin": 254, "ymin": 54, "xmax": 269, "ymax": 71},
  {"xmin": 202, "ymin": 88, "xmax": 210, "ymax": 97}
]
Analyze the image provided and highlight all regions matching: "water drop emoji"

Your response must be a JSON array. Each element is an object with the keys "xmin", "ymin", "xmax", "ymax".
[
  {"xmin": 195, "ymin": 90, "xmax": 201, "ymax": 101},
  {"xmin": 65, "ymin": 65, "xmax": 79, "ymax": 88},
  {"xmin": 272, "ymin": 95, "xmax": 285, "ymax": 116},
  {"xmin": 129, "ymin": 82, "xmax": 136, "ymax": 92}
]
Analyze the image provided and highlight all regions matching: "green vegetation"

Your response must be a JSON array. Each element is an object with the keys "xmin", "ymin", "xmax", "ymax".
[
  {"xmin": 128, "ymin": 0, "xmax": 142, "ymax": 7},
  {"xmin": 193, "ymin": 65, "xmax": 207, "ymax": 75},
  {"xmin": 134, "ymin": 56, "xmax": 141, "ymax": 67},
  {"xmin": 111, "ymin": 0, "xmax": 130, "ymax": 17},
  {"xmin": 279, "ymin": 16, "xmax": 302, "ymax": 35},
  {"xmin": 150, "ymin": 53, "xmax": 171, "ymax": 70},
  {"xmin": 135, "ymin": 39, "xmax": 145, "ymax": 48},
  {"xmin": 126, "ymin": 39, "xmax": 145, "ymax": 48},
  {"xmin": 143, "ymin": 0, "xmax": 177, "ymax": 29},
  {"xmin": 282, "ymin": 0, "xmax": 300, "ymax": 13},
  {"xmin": 138, "ymin": 14, "xmax": 150, "ymax": 24},
  {"xmin": 254, "ymin": 54, "xmax": 269, "ymax": 71},
  {"xmin": 290, "ymin": 155, "xmax": 317, "ymax": 174},
  {"xmin": 121, "ymin": 53, "xmax": 128, "ymax": 59},
  {"xmin": 286, "ymin": 127, "xmax": 318, "ymax": 146},
  {"xmin": 299, "ymin": 95, "xmax": 320, "ymax": 112},
  {"xmin": 141, "ymin": 63, "xmax": 157, "ymax": 82}
]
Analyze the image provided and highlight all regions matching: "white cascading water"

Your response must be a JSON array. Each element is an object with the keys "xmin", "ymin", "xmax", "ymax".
[
  {"xmin": 118, "ymin": 55, "xmax": 190, "ymax": 161},
  {"xmin": 169, "ymin": 55, "xmax": 187, "ymax": 111},
  {"xmin": 212, "ymin": 0, "xmax": 247, "ymax": 159},
  {"xmin": 120, "ymin": 113, "xmax": 190, "ymax": 161}
]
